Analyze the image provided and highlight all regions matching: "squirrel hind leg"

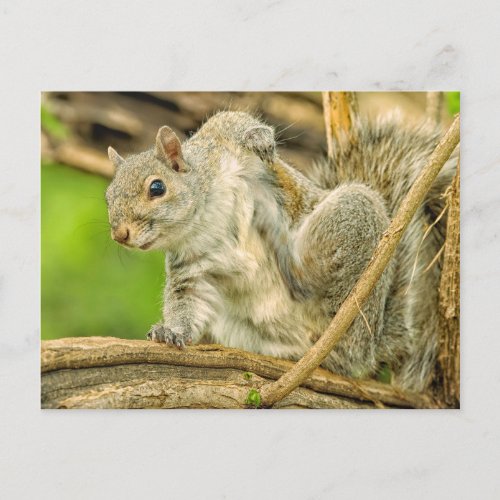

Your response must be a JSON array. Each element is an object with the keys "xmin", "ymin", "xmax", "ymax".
[
  {"xmin": 275, "ymin": 183, "xmax": 393, "ymax": 376},
  {"xmin": 287, "ymin": 183, "xmax": 391, "ymax": 303}
]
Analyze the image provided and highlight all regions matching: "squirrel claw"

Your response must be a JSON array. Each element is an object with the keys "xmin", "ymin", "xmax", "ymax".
[
  {"xmin": 147, "ymin": 323, "xmax": 191, "ymax": 348},
  {"xmin": 147, "ymin": 323, "xmax": 167, "ymax": 343}
]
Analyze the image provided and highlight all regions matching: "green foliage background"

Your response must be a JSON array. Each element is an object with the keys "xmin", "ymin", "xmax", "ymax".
[{"xmin": 41, "ymin": 162, "xmax": 164, "ymax": 340}]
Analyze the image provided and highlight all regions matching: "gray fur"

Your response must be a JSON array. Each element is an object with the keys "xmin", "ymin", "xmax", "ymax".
[{"xmin": 106, "ymin": 110, "xmax": 457, "ymax": 391}]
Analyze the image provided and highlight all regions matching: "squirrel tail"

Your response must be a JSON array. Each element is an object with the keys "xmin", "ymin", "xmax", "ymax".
[{"xmin": 305, "ymin": 114, "xmax": 458, "ymax": 391}]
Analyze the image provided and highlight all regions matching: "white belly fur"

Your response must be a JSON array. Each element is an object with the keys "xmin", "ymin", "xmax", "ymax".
[{"xmin": 209, "ymin": 226, "xmax": 324, "ymax": 360}]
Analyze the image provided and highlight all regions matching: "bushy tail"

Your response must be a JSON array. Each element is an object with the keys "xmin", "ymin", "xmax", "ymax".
[{"xmin": 305, "ymin": 114, "xmax": 458, "ymax": 390}]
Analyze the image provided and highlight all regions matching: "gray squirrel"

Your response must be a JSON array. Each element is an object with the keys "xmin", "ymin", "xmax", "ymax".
[{"xmin": 106, "ymin": 110, "xmax": 457, "ymax": 391}]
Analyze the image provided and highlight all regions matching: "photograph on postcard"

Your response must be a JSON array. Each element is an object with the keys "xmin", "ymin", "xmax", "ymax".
[{"xmin": 41, "ymin": 91, "xmax": 460, "ymax": 409}]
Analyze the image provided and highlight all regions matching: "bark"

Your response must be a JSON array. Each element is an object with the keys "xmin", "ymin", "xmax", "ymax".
[
  {"xmin": 41, "ymin": 337, "xmax": 438, "ymax": 409},
  {"xmin": 259, "ymin": 115, "xmax": 460, "ymax": 407},
  {"xmin": 436, "ymin": 158, "xmax": 460, "ymax": 407},
  {"xmin": 322, "ymin": 91, "xmax": 358, "ymax": 159}
]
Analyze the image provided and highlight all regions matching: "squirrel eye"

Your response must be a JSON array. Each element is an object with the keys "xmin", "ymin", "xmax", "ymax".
[{"xmin": 149, "ymin": 179, "xmax": 166, "ymax": 198}]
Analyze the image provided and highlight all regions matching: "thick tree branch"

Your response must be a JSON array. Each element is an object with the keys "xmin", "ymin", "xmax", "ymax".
[
  {"xmin": 41, "ymin": 337, "xmax": 438, "ymax": 409},
  {"xmin": 436, "ymin": 157, "xmax": 460, "ymax": 407},
  {"xmin": 259, "ymin": 114, "xmax": 460, "ymax": 407}
]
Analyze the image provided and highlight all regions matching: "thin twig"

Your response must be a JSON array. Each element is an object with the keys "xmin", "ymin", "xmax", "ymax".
[
  {"xmin": 259, "ymin": 115, "xmax": 460, "ymax": 407},
  {"xmin": 423, "ymin": 243, "xmax": 445, "ymax": 273},
  {"xmin": 354, "ymin": 294, "xmax": 372, "ymax": 335},
  {"xmin": 404, "ymin": 197, "xmax": 449, "ymax": 295},
  {"xmin": 322, "ymin": 92, "xmax": 334, "ymax": 160}
]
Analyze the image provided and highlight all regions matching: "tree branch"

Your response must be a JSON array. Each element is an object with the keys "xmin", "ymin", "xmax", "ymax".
[
  {"xmin": 436, "ymin": 157, "xmax": 460, "ymax": 407},
  {"xmin": 259, "ymin": 114, "xmax": 460, "ymax": 407},
  {"xmin": 42, "ymin": 131, "xmax": 115, "ymax": 178},
  {"xmin": 322, "ymin": 91, "xmax": 358, "ymax": 159},
  {"xmin": 41, "ymin": 337, "xmax": 438, "ymax": 409}
]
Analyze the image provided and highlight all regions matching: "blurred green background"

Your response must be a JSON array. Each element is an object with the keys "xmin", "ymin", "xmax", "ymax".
[
  {"xmin": 41, "ymin": 91, "xmax": 458, "ymax": 341},
  {"xmin": 41, "ymin": 160, "xmax": 165, "ymax": 339}
]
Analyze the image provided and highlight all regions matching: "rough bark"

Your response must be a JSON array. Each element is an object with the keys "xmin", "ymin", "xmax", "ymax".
[
  {"xmin": 41, "ymin": 337, "xmax": 438, "ymax": 409},
  {"xmin": 259, "ymin": 115, "xmax": 460, "ymax": 407},
  {"xmin": 322, "ymin": 91, "xmax": 359, "ymax": 159},
  {"xmin": 436, "ymin": 158, "xmax": 460, "ymax": 407}
]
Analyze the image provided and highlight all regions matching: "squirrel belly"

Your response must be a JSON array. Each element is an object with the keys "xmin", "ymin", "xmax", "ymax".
[{"xmin": 106, "ymin": 110, "xmax": 456, "ymax": 391}]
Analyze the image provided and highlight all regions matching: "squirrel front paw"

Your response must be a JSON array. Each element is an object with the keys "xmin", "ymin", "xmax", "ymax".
[{"xmin": 147, "ymin": 323, "xmax": 193, "ymax": 349}]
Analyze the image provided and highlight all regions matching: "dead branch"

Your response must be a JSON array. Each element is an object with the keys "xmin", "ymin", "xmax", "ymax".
[
  {"xmin": 41, "ymin": 337, "xmax": 438, "ymax": 409},
  {"xmin": 259, "ymin": 114, "xmax": 460, "ymax": 407},
  {"xmin": 436, "ymin": 157, "xmax": 460, "ymax": 407},
  {"xmin": 322, "ymin": 91, "xmax": 358, "ymax": 158},
  {"xmin": 42, "ymin": 131, "xmax": 115, "ymax": 178},
  {"xmin": 55, "ymin": 142, "xmax": 115, "ymax": 178}
]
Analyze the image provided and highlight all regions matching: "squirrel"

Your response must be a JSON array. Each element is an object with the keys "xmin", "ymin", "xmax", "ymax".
[{"xmin": 106, "ymin": 110, "xmax": 457, "ymax": 391}]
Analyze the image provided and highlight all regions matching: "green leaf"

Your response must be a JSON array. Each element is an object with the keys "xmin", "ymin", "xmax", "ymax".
[
  {"xmin": 41, "ymin": 104, "xmax": 69, "ymax": 140},
  {"xmin": 377, "ymin": 363, "xmax": 393, "ymax": 384},
  {"xmin": 245, "ymin": 389, "xmax": 261, "ymax": 407},
  {"xmin": 243, "ymin": 372, "xmax": 253, "ymax": 380},
  {"xmin": 445, "ymin": 92, "xmax": 460, "ymax": 116}
]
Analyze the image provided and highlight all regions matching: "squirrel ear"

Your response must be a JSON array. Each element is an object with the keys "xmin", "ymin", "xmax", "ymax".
[
  {"xmin": 155, "ymin": 126, "xmax": 187, "ymax": 172},
  {"xmin": 108, "ymin": 147, "xmax": 125, "ymax": 170}
]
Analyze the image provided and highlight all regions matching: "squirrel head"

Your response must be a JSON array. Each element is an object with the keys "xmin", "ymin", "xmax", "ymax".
[
  {"xmin": 106, "ymin": 112, "xmax": 278, "ymax": 252},
  {"xmin": 106, "ymin": 126, "xmax": 199, "ymax": 251}
]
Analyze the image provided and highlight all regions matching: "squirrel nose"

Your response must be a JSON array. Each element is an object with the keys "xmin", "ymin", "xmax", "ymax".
[{"xmin": 112, "ymin": 226, "xmax": 130, "ymax": 244}]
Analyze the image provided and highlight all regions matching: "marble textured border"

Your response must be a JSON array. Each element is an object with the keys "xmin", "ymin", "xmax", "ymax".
[{"xmin": 1, "ymin": 1, "xmax": 499, "ymax": 498}]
